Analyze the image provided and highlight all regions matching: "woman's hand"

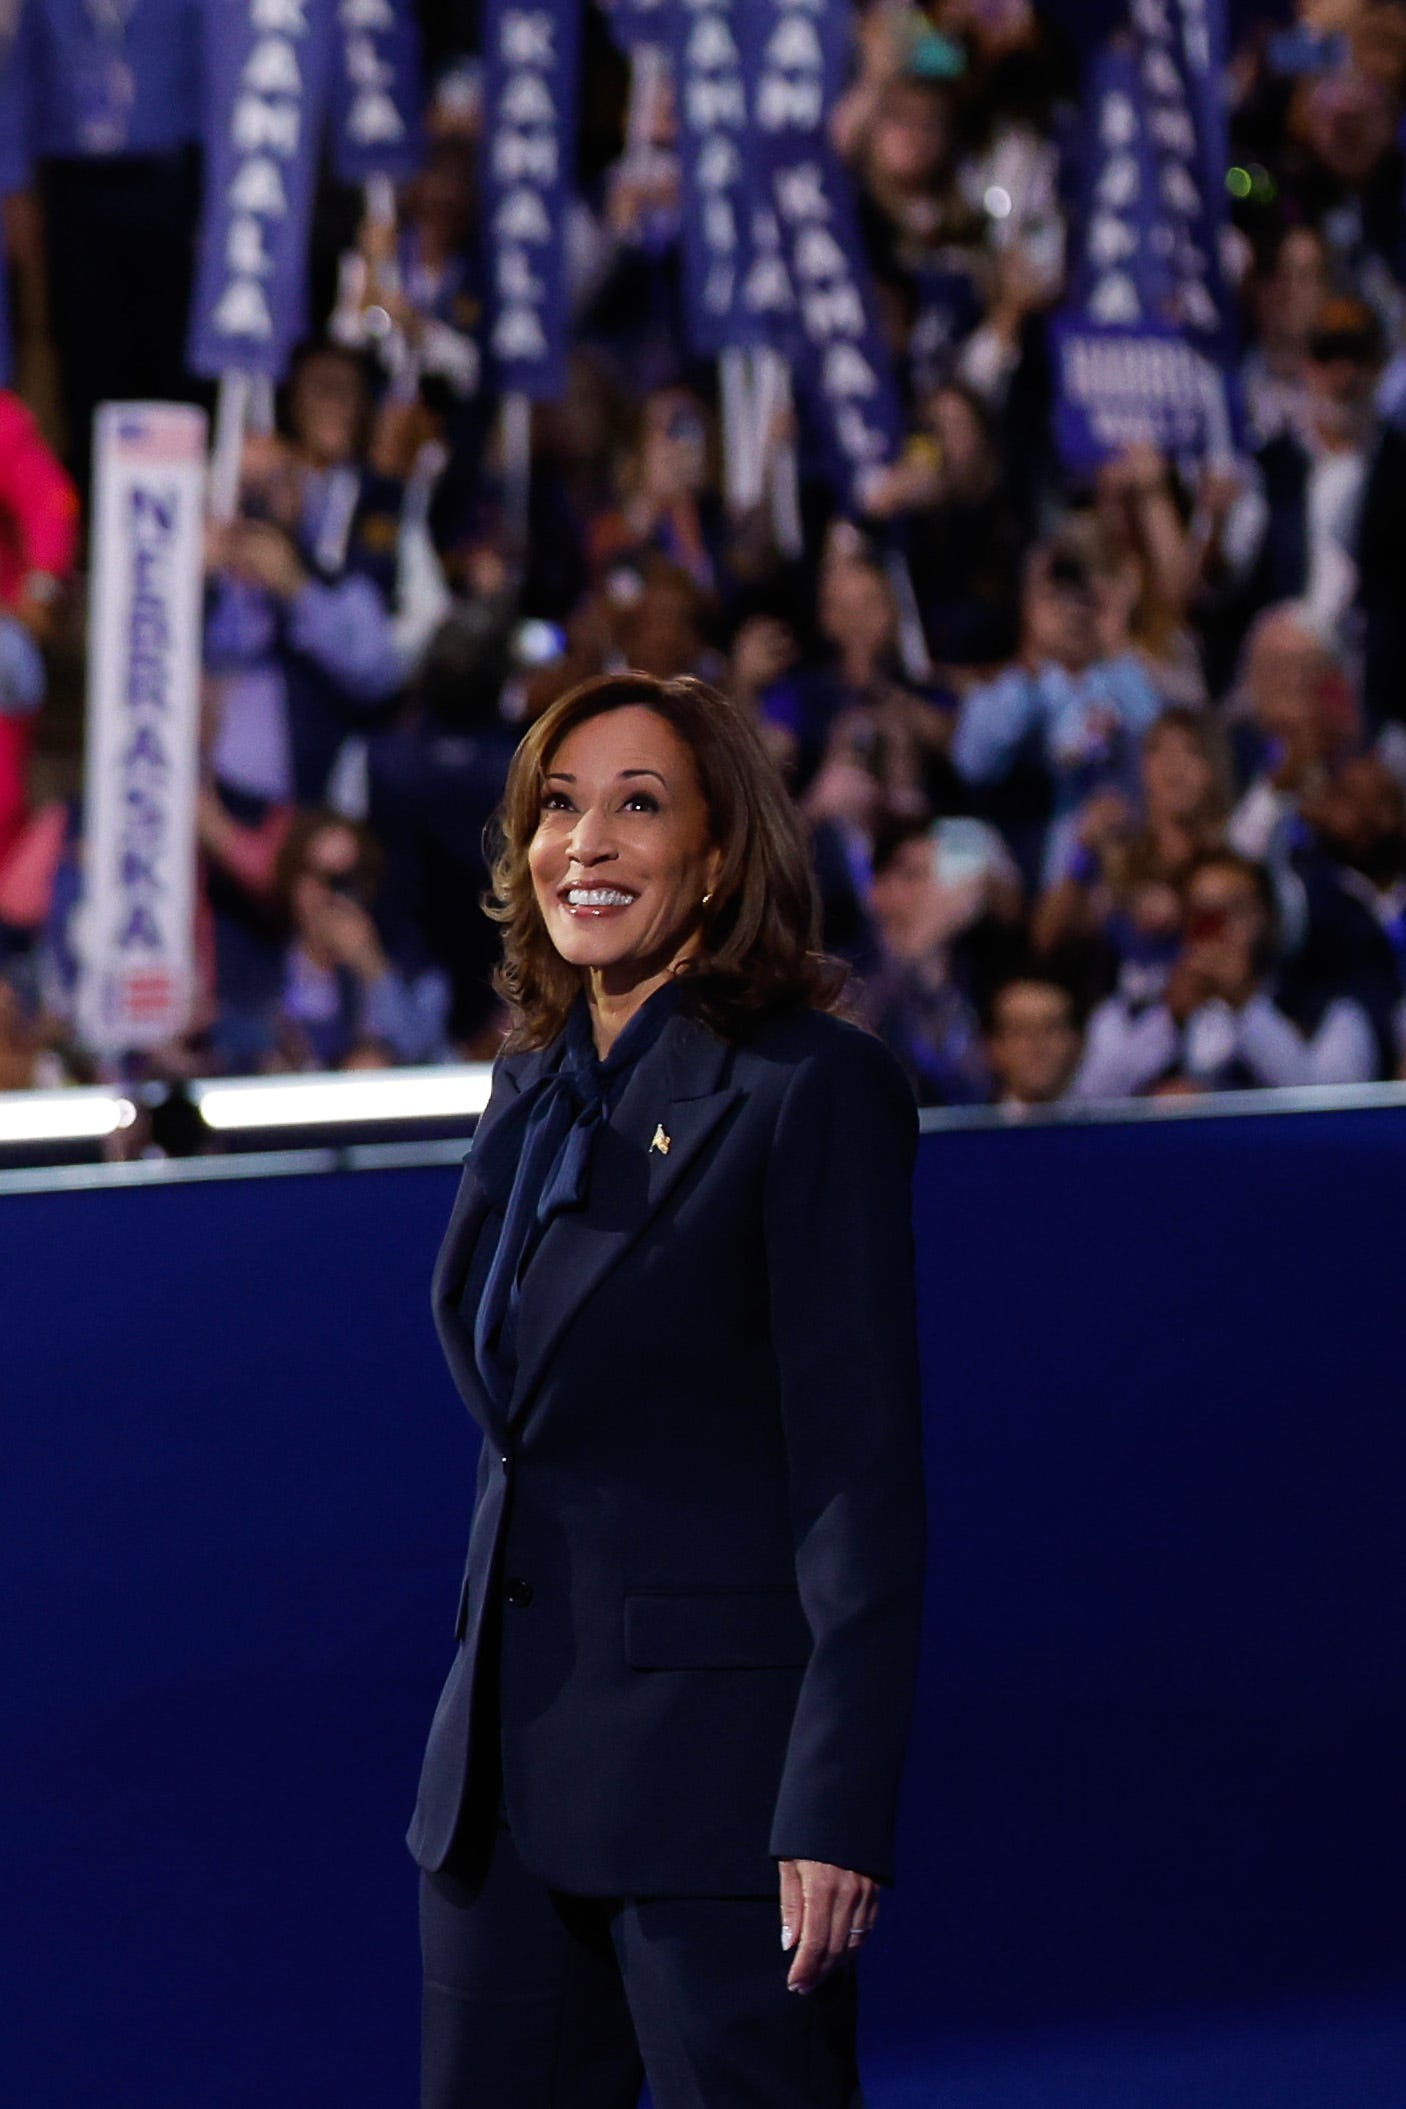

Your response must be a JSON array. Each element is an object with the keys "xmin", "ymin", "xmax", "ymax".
[
  {"xmin": 778, "ymin": 1858, "xmax": 880, "ymax": 1995},
  {"xmin": 307, "ymin": 894, "xmax": 390, "ymax": 984},
  {"xmin": 730, "ymin": 614, "xmax": 800, "ymax": 704}
]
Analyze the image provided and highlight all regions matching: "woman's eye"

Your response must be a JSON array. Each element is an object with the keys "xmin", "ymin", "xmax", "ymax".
[
  {"xmin": 623, "ymin": 793, "xmax": 659, "ymax": 813},
  {"xmin": 540, "ymin": 792, "xmax": 574, "ymax": 812}
]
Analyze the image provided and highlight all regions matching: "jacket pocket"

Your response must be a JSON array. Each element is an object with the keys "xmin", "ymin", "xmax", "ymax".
[{"xmin": 623, "ymin": 1588, "xmax": 812, "ymax": 1670}]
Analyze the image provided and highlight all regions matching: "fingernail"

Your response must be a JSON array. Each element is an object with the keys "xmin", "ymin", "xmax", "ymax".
[{"xmin": 780, "ymin": 1925, "xmax": 794, "ymax": 1951}]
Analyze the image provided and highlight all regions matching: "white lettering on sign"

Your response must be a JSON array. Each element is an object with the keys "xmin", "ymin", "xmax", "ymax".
[
  {"xmin": 486, "ymin": 7, "xmax": 570, "ymax": 386},
  {"xmin": 674, "ymin": 0, "xmax": 752, "ymax": 336},
  {"xmin": 207, "ymin": 0, "xmax": 318, "ymax": 357},
  {"xmin": 226, "ymin": 215, "xmax": 276, "ymax": 276},
  {"xmin": 494, "ymin": 188, "xmax": 552, "ymax": 242},
  {"xmin": 501, "ymin": 11, "xmax": 554, "ymax": 66},
  {"xmin": 242, "ymin": 35, "xmax": 302, "ymax": 95},
  {"xmin": 252, "ymin": 0, "xmax": 308, "ymax": 29},
  {"xmin": 492, "ymin": 128, "xmax": 558, "ymax": 184},
  {"xmin": 229, "ymin": 156, "xmax": 289, "ymax": 216}
]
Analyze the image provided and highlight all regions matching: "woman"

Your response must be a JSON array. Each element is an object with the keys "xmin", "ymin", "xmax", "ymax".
[
  {"xmin": 409, "ymin": 672, "xmax": 926, "ymax": 2107},
  {"xmin": 1032, "ymin": 707, "xmax": 1230, "ymax": 1005}
]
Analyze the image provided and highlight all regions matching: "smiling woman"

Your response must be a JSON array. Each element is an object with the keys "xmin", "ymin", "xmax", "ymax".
[
  {"xmin": 528, "ymin": 704, "xmax": 723, "ymax": 1054},
  {"xmin": 486, "ymin": 671, "xmax": 845, "ymax": 1054},
  {"xmin": 410, "ymin": 668, "xmax": 926, "ymax": 2109}
]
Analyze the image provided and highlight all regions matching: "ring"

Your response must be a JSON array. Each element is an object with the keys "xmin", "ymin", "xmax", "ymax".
[{"xmin": 846, "ymin": 1927, "xmax": 869, "ymax": 1946}]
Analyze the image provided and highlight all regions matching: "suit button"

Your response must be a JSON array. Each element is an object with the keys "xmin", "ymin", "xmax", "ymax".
[{"xmin": 504, "ymin": 1577, "xmax": 534, "ymax": 1609}]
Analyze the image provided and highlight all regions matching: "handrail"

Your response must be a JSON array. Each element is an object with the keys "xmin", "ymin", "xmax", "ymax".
[{"xmin": 2, "ymin": 1069, "xmax": 1405, "ymax": 1196}]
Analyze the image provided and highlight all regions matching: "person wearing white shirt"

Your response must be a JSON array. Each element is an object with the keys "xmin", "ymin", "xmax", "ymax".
[
  {"xmin": 1225, "ymin": 605, "xmax": 1349, "ymax": 868},
  {"xmin": 1073, "ymin": 849, "xmax": 1378, "ymax": 1100}
]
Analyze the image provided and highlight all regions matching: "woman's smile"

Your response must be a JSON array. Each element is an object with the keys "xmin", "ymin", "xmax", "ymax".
[{"xmin": 558, "ymin": 883, "xmax": 640, "ymax": 918}]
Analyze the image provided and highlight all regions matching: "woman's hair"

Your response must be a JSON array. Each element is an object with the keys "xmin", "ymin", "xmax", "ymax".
[{"xmin": 485, "ymin": 671, "xmax": 848, "ymax": 1048}]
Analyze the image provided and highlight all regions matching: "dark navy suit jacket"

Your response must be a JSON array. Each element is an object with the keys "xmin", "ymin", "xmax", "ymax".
[{"xmin": 406, "ymin": 1000, "xmax": 926, "ymax": 1897}]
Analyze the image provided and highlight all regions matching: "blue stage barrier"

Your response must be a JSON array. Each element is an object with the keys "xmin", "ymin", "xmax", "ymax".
[{"xmin": 4, "ymin": 1103, "xmax": 1405, "ymax": 2106}]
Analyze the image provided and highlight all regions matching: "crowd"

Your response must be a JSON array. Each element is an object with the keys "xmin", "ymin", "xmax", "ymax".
[{"xmin": 3, "ymin": 0, "xmax": 1406, "ymax": 1113}]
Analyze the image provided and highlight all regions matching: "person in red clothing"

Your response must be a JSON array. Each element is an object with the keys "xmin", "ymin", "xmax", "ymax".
[{"xmin": 0, "ymin": 390, "xmax": 79, "ymax": 868}]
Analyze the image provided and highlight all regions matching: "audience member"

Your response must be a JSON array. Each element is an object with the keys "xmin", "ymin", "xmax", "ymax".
[
  {"xmin": 1239, "ymin": 225, "xmax": 1333, "ymax": 446},
  {"xmin": 1222, "ymin": 298, "xmax": 1406, "ymax": 727},
  {"xmin": 1074, "ymin": 849, "xmax": 1379, "ymax": 1097},
  {"xmin": 951, "ymin": 539, "xmax": 1164, "ymax": 888},
  {"xmin": 859, "ymin": 818, "xmax": 1017, "ymax": 1106},
  {"xmin": 983, "ymin": 975, "xmax": 1084, "ymax": 1109},
  {"xmin": 1033, "ymin": 706, "xmax": 1230, "ymax": 1005},
  {"xmin": 236, "ymin": 811, "xmax": 449, "ymax": 1075},
  {"xmin": 1226, "ymin": 604, "xmax": 1354, "ymax": 865}
]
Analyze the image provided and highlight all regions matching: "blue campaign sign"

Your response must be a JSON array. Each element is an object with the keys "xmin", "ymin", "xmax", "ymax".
[
  {"xmin": 1050, "ymin": 315, "xmax": 1224, "ymax": 471},
  {"xmin": 329, "ymin": 0, "xmax": 424, "ymax": 187},
  {"xmin": 669, "ymin": 0, "xmax": 756, "ymax": 354},
  {"xmin": 1053, "ymin": 1, "xmax": 1239, "ymax": 470},
  {"xmin": 480, "ymin": 0, "xmax": 582, "ymax": 400},
  {"xmin": 19, "ymin": 0, "xmax": 202, "ymax": 161},
  {"xmin": 1065, "ymin": 44, "xmax": 1175, "ymax": 330},
  {"xmin": 187, "ymin": 0, "xmax": 338, "ymax": 383},
  {"xmin": 739, "ymin": 0, "xmax": 905, "ymax": 509},
  {"xmin": 1132, "ymin": 0, "xmax": 1235, "ymax": 360}
]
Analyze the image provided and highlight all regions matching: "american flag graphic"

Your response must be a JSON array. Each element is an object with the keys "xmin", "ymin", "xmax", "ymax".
[{"xmin": 109, "ymin": 407, "xmax": 206, "ymax": 469}]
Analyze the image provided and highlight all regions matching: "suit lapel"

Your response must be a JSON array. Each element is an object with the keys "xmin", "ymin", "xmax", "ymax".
[
  {"xmin": 430, "ymin": 1047, "xmax": 548, "ymax": 1443},
  {"xmin": 507, "ymin": 1010, "xmax": 741, "ymax": 1424}
]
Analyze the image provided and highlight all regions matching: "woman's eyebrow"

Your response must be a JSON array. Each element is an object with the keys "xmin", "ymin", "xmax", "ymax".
[{"xmin": 542, "ymin": 767, "xmax": 668, "ymax": 785}]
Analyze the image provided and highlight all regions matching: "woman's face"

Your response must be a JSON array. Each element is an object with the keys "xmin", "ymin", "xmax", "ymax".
[
  {"xmin": 1142, "ymin": 725, "xmax": 1214, "ymax": 824},
  {"xmin": 867, "ymin": 837, "xmax": 937, "ymax": 949},
  {"xmin": 1259, "ymin": 229, "xmax": 1330, "ymax": 347},
  {"xmin": 819, "ymin": 558, "xmax": 896, "ymax": 664},
  {"xmin": 292, "ymin": 822, "xmax": 365, "ymax": 934},
  {"xmin": 529, "ymin": 706, "xmax": 723, "ymax": 991},
  {"xmin": 290, "ymin": 353, "xmax": 367, "ymax": 468},
  {"xmin": 926, "ymin": 387, "xmax": 990, "ymax": 496},
  {"xmin": 870, "ymin": 80, "xmax": 951, "ymax": 190},
  {"xmin": 639, "ymin": 390, "xmax": 710, "ymax": 502}
]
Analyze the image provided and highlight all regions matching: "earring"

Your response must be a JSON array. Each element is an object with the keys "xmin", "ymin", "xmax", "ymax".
[{"xmin": 701, "ymin": 891, "xmax": 714, "ymax": 906}]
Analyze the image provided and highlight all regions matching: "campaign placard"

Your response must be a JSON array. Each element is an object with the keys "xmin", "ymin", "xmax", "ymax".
[
  {"xmin": 330, "ymin": 0, "xmax": 423, "ymax": 187},
  {"xmin": 77, "ymin": 404, "xmax": 208, "ymax": 1057},
  {"xmin": 481, "ymin": 0, "xmax": 582, "ymax": 400},
  {"xmin": 187, "ymin": 0, "xmax": 337, "ymax": 382},
  {"xmin": 1054, "ymin": 3, "xmax": 1239, "ymax": 471}
]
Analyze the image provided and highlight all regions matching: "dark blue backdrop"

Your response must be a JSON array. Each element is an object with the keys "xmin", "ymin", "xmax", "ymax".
[{"xmin": 4, "ymin": 1104, "xmax": 1404, "ymax": 2105}]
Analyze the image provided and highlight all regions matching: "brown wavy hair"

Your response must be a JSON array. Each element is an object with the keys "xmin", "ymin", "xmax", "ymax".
[{"xmin": 486, "ymin": 671, "xmax": 848, "ymax": 1048}]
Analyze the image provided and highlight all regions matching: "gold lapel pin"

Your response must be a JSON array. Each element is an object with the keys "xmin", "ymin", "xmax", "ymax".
[{"xmin": 650, "ymin": 1123, "xmax": 672, "ymax": 1156}]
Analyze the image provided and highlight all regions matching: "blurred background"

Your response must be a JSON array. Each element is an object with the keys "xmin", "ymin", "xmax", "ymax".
[
  {"xmin": 2, "ymin": 0, "xmax": 1406, "ymax": 1152},
  {"xmin": 2, "ymin": 4, "xmax": 1405, "ymax": 2106}
]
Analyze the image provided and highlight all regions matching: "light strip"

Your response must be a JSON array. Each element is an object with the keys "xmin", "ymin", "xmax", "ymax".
[
  {"xmin": 194, "ymin": 1064, "xmax": 494, "ymax": 1132},
  {"xmin": 0, "ymin": 1090, "xmax": 137, "ymax": 1144}
]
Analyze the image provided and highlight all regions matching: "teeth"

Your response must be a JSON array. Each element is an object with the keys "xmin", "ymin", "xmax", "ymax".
[{"xmin": 566, "ymin": 888, "xmax": 635, "ymax": 907}]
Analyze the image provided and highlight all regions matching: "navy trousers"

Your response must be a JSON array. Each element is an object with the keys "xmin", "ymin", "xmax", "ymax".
[{"xmin": 419, "ymin": 1811, "xmax": 865, "ymax": 2109}]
